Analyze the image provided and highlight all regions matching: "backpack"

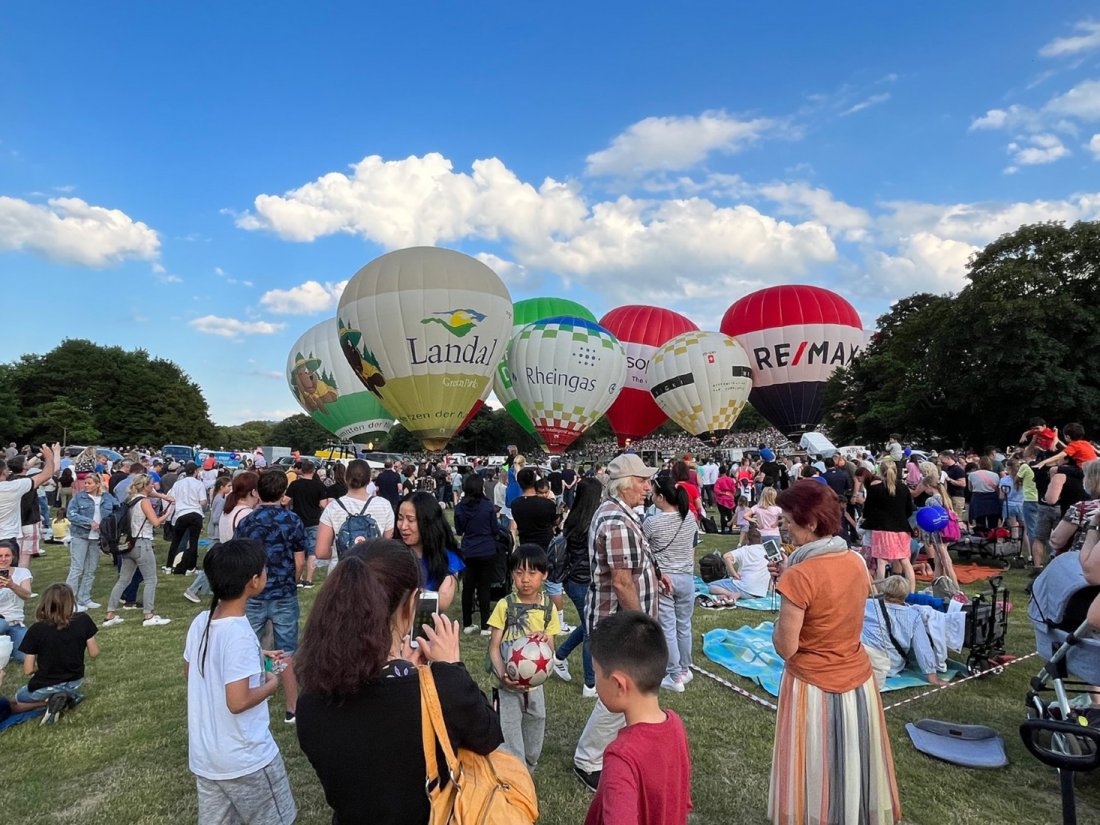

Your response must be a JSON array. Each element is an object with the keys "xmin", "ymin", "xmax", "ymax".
[
  {"xmin": 699, "ymin": 551, "xmax": 726, "ymax": 583},
  {"xmin": 99, "ymin": 496, "xmax": 147, "ymax": 558},
  {"xmin": 546, "ymin": 533, "xmax": 567, "ymax": 583},
  {"xmin": 419, "ymin": 665, "xmax": 538, "ymax": 825},
  {"xmin": 334, "ymin": 497, "xmax": 381, "ymax": 555},
  {"xmin": 483, "ymin": 593, "xmax": 554, "ymax": 678}
]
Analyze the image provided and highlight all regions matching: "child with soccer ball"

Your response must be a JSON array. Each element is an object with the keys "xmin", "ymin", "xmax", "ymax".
[{"xmin": 487, "ymin": 543, "xmax": 560, "ymax": 770}]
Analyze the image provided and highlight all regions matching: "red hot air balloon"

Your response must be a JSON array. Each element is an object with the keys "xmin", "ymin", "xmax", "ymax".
[
  {"xmin": 599, "ymin": 306, "xmax": 699, "ymax": 447},
  {"xmin": 719, "ymin": 285, "xmax": 863, "ymax": 441}
]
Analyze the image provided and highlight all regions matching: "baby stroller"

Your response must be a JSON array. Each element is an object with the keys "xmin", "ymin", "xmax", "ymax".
[{"xmin": 1020, "ymin": 552, "xmax": 1100, "ymax": 825}]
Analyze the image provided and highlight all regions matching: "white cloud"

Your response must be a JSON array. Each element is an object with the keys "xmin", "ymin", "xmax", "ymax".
[
  {"xmin": 969, "ymin": 104, "xmax": 1039, "ymax": 132},
  {"xmin": 259, "ymin": 279, "xmax": 347, "ymax": 314},
  {"xmin": 1006, "ymin": 133, "xmax": 1070, "ymax": 170},
  {"xmin": 0, "ymin": 196, "xmax": 159, "ymax": 266},
  {"xmin": 869, "ymin": 233, "xmax": 979, "ymax": 295},
  {"xmin": 584, "ymin": 111, "xmax": 780, "ymax": 176},
  {"xmin": 754, "ymin": 182, "xmax": 871, "ymax": 240},
  {"xmin": 155, "ymin": 272, "xmax": 183, "ymax": 284},
  {"xmin": 189, "ymin": 315, "xmax": 285, "ymax": 337},
  {"xmin": 1039, "ymin": 20, "xmax": 1100, "ymax": 58},
  {"xmin": 1090, "ymin": 134, "xmax": 1100, "ymax": 159},
  {"xmin": 1045, "ymin": 78, "xmax": 1100, "ymax": 121},
  {"xmin": 839, "ymin": 93, "xmax": 891, "ymax": 117},
  {"xmin": 474, "ymin": 252, "xmax": 530, "ymax": 286}
]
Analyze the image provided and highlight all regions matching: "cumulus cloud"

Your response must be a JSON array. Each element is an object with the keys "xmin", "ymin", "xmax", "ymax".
[
  {"xmin": 474, "ymin": 252, "xmax": 530, "ymax": 286},
  {"xmin": 1039, "ymin": 20, "xmax": 1100, "ymax": 58},
  {"xmin": 1045, "ymin": 78, "xmax": 1100, "ymax": 120},
  {"xmin": 869, "ymin": 233, "xmax": 979, "ymax": 295},
  {"xmin": 259, "ymin": 279, "xmax": 348, "ymax": 314},
  {"xmin": 754, "ymin": 182, "xmax": 871, "ymax": 241},
  {"xmin": 189, "ymin": 315, "xmax": 285, "ymax": 337},
  {"xmin": 1090, "ymin": 134, "xmax": 1100, "ymax": 159},
  {"xmin": 839, "ymin": 93, "xmax": 891, "ymax": 117},
  {"xmin": 584, "ymin": 111, "xmax": 780, "ymax": 176},
  {"xmin": 0, "ymin": 196, "xmax": 159, "ymax": 266},
  {"xmin": 1005, "ymin": 133, "xmax": 1070, "ymax": 172}
]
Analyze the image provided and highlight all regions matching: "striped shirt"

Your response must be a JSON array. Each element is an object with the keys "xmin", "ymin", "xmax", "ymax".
[
  {"xmin": 642, "ymin": 510, "xmax": 697, "ymax": 576},
  {"xmin": 585, "ymin": 497, "xmax": 658, "ymax": 632},
  {"xmin": 860, "ymin": 598, "xmax": 938, "ymax": 677}
]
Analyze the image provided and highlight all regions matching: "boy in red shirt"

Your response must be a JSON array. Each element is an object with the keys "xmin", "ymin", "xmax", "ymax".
[
  {"xmin": 583, "ymin": 611, "xmax": 692, "ymax": 825},
  {"xmin": 1038, "ymin": 422, "xmax": 1098, "ymax": 469}
]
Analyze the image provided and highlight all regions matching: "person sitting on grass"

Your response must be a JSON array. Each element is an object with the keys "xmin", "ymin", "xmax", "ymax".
[
  {"xmin": 10, "ymin": 583, "xmax": 99, "ymax": 724},
  {"xmin": 707, "ymin": 526, "xmax": 771, "ymax": 605},
  {"xmin": 583, "ymin": 610, "xmax": 692, "ymax": 825},
  {"xmin": 860, "ymin": 575, "xmax": 948, "ymax": 690},
  {"xmin": 184, "ymin": 539, "xmax": 296, "ymax": 825}
]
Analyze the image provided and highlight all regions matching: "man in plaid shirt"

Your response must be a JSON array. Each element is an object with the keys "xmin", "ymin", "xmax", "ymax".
[{"xmin": 574, "ymin": 453, "xmax": 669, "ymax": 792}]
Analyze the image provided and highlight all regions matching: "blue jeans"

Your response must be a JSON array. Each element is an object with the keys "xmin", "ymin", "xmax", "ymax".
[
  {"xmin": 67, "ymin": 534, "xmax": 100, "ymax": 606},
  {"xmin": 658, "ymin": 572, "xmax": 695, "ymax": 676},
  {"xmin": 555, "ymin": 580, "xmax": 593, "ymax": 688},
  {"xmin": 16, "ymin": 678, "xmax": 83, "ymax": 703},
  {"xmin": 0, "ymin": 619, "xmax": 27, "ymax": 663}
]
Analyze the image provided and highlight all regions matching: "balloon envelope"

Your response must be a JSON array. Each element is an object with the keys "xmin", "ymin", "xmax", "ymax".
[
  {"xmin": 916, "ymin": 505, "xmax": 950, "ymax": 533},
  {"xmin": 599, "ymin": 305, "xmax": 699, "ymax": 446},
  {"xmin": 507, "ymin": 316, "xmax": 626, "ymax": 454},
  {"xmin": 337, "ymin": 247, "xmax": 513, "ymax": 452},
  {"xmin": 720, "ymin": 285, "xmax": 863, "ymax": 440},
  {"xmin": 286, "ymin": 318, "xmax": 393, "ymax": 442},
  {"xmin": 647, "ymin": 331, "xmax": 753, "ymax": 442},
  {"xmin": 493, "ymin": 297, "xmax": 596, "ymax": 440}
]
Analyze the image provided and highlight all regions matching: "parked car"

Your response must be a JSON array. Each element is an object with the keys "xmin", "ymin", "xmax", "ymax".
[{"xmin": 65, "ymin": 445, "xmax": 123, "ymax": 463}]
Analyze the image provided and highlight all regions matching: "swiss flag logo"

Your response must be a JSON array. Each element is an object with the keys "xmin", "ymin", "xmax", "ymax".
[{"xmin": 707, "ymin": 353, "xmax": 715, "ymax": 364}]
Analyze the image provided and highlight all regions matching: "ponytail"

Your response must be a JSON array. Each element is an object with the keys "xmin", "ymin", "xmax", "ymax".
[
  {"xmin": 882, "ymin": 459, "xmax": 898, "ymax": 496},
  {"xmin": 654, "ymin": 476, "xmax": 690, "ymax": 520}
]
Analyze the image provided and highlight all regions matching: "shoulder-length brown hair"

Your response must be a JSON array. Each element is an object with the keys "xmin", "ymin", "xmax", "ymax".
[
  {"xmin": 37, "ymin": 583, "xmax": 76, "ymax": 629},
  {"xmin": 224, "ymin": 471, "xmax": 259, "ymax": 514},
  {"xmin": 296, "ymin": 539, "xmax": 419, "ymax": 696},
  {"xmin": 776, "ymin": 480, "xmax": 841, "ymax": 538}
]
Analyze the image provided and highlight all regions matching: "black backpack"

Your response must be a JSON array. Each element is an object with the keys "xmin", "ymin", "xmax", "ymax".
[
  {"xmin": 699, "ymin": 551, "xmax": 726, "ymax": 583},
  {"xmin": 99, "ymin": 496, "xmax": 147, "ymax": 558}
]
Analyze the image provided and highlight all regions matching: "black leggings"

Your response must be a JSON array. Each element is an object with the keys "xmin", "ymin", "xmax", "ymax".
[
  {"xmin": 168, "ymin": 511, "xmax": 203, "ymax": 573},
  {"xmin": 717, "ymin": 504, "xmax": 734, "ymax": 532},
  {"xmin": 461, "ymin": 555, "xmax": 497, "ymax": 629}
]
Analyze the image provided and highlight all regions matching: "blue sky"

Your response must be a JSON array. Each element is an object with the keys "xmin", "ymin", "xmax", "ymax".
[{"xmin": 2, "ymin": 4, "xmax": 1099, "ymax": 424}]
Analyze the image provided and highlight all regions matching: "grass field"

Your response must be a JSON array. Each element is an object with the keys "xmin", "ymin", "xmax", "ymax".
[{"xmin": 2, "ymin": 529, "xmax": 1098, "ymax": 825}]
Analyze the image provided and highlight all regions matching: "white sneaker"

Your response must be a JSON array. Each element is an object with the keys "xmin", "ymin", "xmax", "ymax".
[
  {"xmin": 183, "ymin": 590, "xmax": 201, "ymax": 604},
  {"xmin": 103, "ymin": 616, "xmax": 125, "ymax": 627},
  {"xmin": 660, "ymin": 674, "xmax": 685, "ymax": 693},
  {"xmin": 142, "ymin": 615, "xmax": 171, "ymax": 627},
  {"xmin": 552, "ymin": 657, "xmax": 572, "ymax": 682},
  {"xmin": 582, "ymin": 685, "xmax": 598, "ymax": 698},
  {"xmin": 558, "ymin": 622, "xmax": 576, "ymax": 635},
  {"xmin": 85, "ymin": 600, "xmax": 102, "ymax": 609},
  {"xmin": 680, "ymin": 669, "xmax": 694, "ymax": 685},
  {"xmin": 161, "ymin": 566, "xmax": 172, "ymax": 574},
  {"xmin": 463, "ymin": 625, "xmax": 480, "ymax": 635},
  {"xmin": 75, "ymin": 604, "xmax": 87, "ymax": 613},
  {"xmin": 480, "ymin": 629, "xmax": 491, "ymax": 636}
]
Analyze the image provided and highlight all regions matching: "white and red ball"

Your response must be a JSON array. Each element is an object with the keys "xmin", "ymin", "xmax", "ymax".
[{"xmin": 505, "ymin": 635, "xmax": 555, "ymax": 688}]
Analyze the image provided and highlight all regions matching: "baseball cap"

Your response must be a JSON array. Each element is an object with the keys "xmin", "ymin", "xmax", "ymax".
[{"xmin": 607, "ymin": 454, "xmax": 658, "ymax": 480}]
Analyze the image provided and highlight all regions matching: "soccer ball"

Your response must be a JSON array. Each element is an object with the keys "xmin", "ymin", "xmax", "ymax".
[{"xmin": 505, "ymin": 635, "xmax": 554, "ymax": 688}]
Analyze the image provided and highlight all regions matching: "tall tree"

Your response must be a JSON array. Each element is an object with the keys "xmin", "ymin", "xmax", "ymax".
[{"xmin": 268, "ymin": 414, "xmax": 337, "ymax": 454}]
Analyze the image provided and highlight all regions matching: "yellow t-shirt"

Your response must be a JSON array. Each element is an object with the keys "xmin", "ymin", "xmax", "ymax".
[{"xmin": 488, "ymin": 593, "xmax": 561, "ymax": 643}]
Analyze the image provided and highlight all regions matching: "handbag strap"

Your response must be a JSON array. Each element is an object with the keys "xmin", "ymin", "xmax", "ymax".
[{"xmin": 419, "ymin": 665, "xmax": 460, "ymax": 789}]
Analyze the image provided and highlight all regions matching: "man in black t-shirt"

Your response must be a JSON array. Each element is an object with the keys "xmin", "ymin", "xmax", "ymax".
[
  {"xmin": 284, "ymin": 460, "xmax": 329, "ymax": 588},
  {"xmin": 548, "ymin": 463, "xmax": 564, "ymax": 506},
  {"xmin": 561, "ymin": 462, "xmax": 578, "ymax": 509},
  {"xmin": 374, "ymin": 461, "xmax": 402, "ymax": 514},
  {"xmin": 510, "ymin": 467, "xmax": 568, "ymax": 632},
  {"xmin": 940, "ymin": 452, "xmax": 967, "ymax": 517}
]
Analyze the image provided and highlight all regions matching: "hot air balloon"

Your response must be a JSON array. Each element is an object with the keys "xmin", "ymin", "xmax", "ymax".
[
  {"xmin": 506, "ymin": 316, "xmax": 626, "ymax": 454},
  {"xmin": 599, "ymin": 306, "xmax": 699, "ymax": 447},
  {"xmin": 647, "ymin": 331, "xmax": 753, "ymax": 442},
  {"xmin": 337, "ymin": 247, "xmax": 513, "ymax": 452},
  {"xmin": 719, "ymin": 285, "xmax": 863, "ymax": 440},
  {"xmin": 493, "ymin": 297, "xmax": 597, "ymax": 439},
  {"xmin": 286, "ymin": 318, "xmax": 394, "ymax": 441}
]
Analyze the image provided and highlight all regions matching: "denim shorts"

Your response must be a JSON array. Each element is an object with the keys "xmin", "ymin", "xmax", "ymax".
[
  {"xmin": 246, "ymin": 596, "xmax": 300, "ymax": 654},
  {"xmin": 303, "ymin": 525, "xmax": 319, "ymax": 557},
  {"xmin": 1021, "ymin": 501, "xmax": 1040, "ymax": 541},
  {"xmin": 16, "ymin": 679, "xmax": 83, "ymax": 703},
  {"xmin": 1034, "ymin": 504, "xmax": 1061, "ymax": 543}
]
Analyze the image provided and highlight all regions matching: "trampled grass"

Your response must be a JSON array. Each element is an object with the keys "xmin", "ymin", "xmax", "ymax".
[{"xmin": 2, "ymin": 531, "xmax": 1097, "ymax": 825}]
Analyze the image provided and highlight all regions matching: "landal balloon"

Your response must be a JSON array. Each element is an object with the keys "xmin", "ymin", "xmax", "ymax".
[
  {"xmin": 286, "ymin": 318, "xmax": 393, "ymax": 441},
  {"xmin": 506, "ymin": 316, "xmax": 626, "ymax": 454},
  {"xmin": 493, "ymin": 297, "xmax": 597, "ymax": 441},
  {"xmin": 599, "ymin": 305, "xmax": 698, "ymax": 447},
  {"xmin": 337, "ymin": 247, "xmax": 513, "ymax": 452},
  {"xmin": 647, "ymin": 331, "xmax": 753, "ymax": 442},
  {"xmin": 720, "ymin": 285, "xmax": 863, "ymax": 440}
]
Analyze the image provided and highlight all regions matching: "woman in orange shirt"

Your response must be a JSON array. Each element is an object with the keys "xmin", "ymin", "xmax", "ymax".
[{"xmin": 768, "ymin": 480, "xmax": 899, "ymax": 825}]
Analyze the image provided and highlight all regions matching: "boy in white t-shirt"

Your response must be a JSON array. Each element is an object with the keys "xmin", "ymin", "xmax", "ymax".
[
  {"xmin": 708, "ymin": 527, "xmax": 772, "ymax": 603},
  {"xmin": 183, "ymin": 539, "xmax": 296, "ymax": 825}
]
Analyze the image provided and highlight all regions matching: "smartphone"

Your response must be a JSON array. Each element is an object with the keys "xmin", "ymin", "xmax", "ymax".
[
  {"xmin": 413, "ymin": 591, "xmax": 439, "ymax": 643},
  {"xmin": 763, "ymin": 539, "xmax": 783, "ymax": 563},
  {"xmin": 0, "ymin": 568, "xmax": 9, "ymax": 580}
]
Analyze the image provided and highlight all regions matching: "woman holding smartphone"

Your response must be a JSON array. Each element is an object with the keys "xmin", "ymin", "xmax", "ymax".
[
  {"xmin": 295, "ymin": 539, "xmax": 502, "ymax": 825},
  {"xmin": 396, "ymin": 492, "xmax": 463, "ymax": 611}
]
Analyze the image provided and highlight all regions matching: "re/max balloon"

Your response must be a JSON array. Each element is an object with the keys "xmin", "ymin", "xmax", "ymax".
[
  {"xmin": 647, "ymin": 331, "xmax": 753, "ymax": 442},
  {"xmin": 599, "ymin": 305, "xmax": 699, "ymax": 447},
  {"xmin": 286, "ymin": 318, "xmax": 393, "ymax": 442},
  {"xmin": 337, "ymin": 247, "xmax": 513, "ymax": 452},
  {"xmin": 507, "ymin": 316, "xmax": 626, "ymax": 454},
  {"xmin": 493, "ymin": 297, "xmax": 596, "ymax": 440},
  {"xmin": 720, "ymin": 285, "xmax": 863, "ymax": 440}
]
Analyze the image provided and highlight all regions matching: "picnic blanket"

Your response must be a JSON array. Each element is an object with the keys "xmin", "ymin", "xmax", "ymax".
[
  {"xmin": 694, "ymin": 577, "xmax": 778, "ymax": 611},
  {"xmin": 702, "ymin": 623, "xmax": 966, "ymax": 697},
  {"xmin": 916, "ymin": 564, "xmax": 1003, "ymax": 584}
]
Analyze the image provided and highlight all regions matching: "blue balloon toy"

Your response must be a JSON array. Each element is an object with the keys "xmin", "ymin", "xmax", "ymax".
[{"xmin": 916, "ymin": 505, "xmax": 949, "ymax": 533}]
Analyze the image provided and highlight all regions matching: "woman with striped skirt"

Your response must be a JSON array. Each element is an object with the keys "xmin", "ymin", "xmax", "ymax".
[{"xmin": 769, "ymin": 480, "xmax": 900, "ymax": 825}]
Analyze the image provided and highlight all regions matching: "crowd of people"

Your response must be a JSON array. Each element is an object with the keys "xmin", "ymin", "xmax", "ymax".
[{"xmin": 1, "ymin": 417, "xmax": 1098, "ymax": 825}]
